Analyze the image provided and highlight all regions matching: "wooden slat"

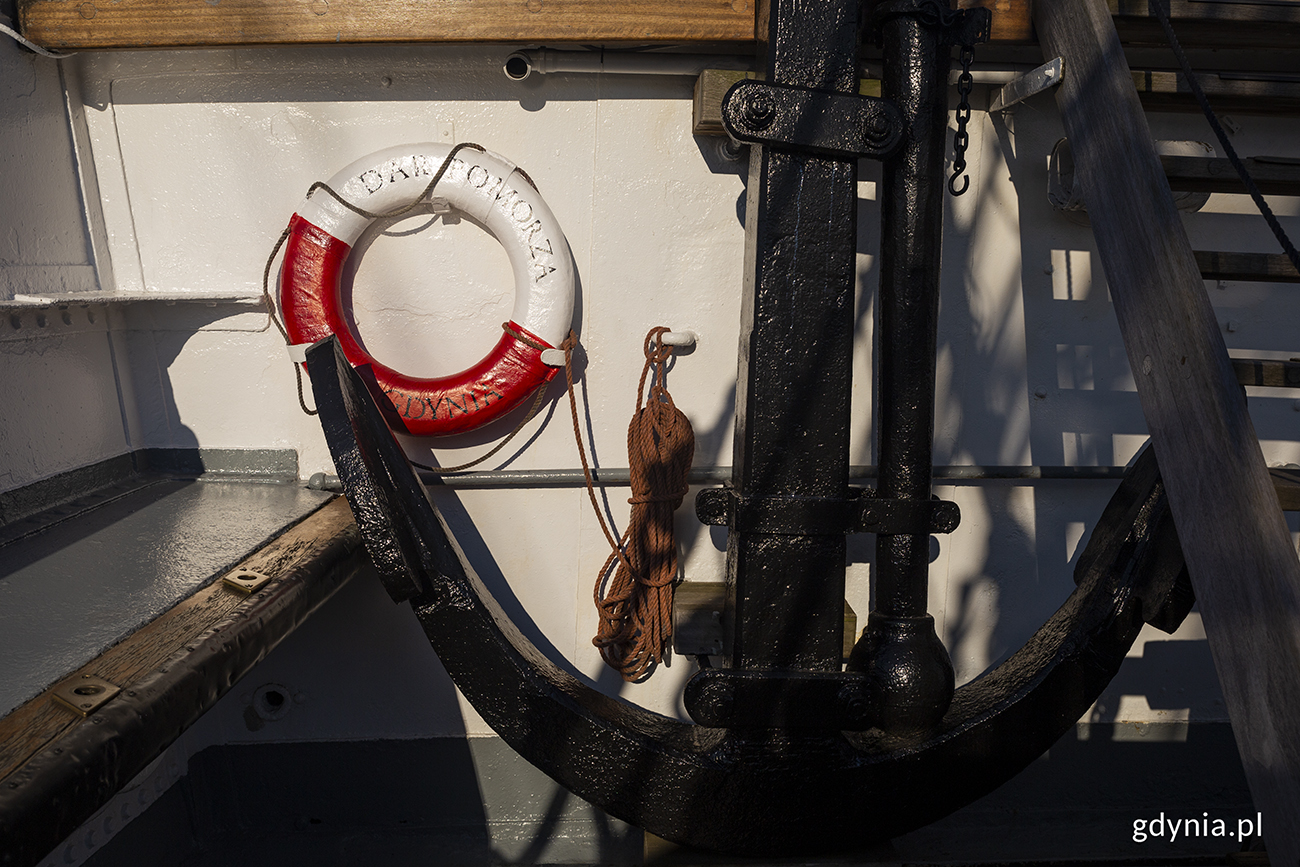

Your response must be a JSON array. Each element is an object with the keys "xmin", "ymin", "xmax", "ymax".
[
  {"xmin": 1112, "ymin": 0, "xmax": 1300, "ymax": 24},
  {"xmin": 17, "ymin": 0, "xmax": 754, "ymax": 49},
  {"xmin": 1111, "ymin": 0, "xmax": 1300, "ymax": 49},
  {"xmin": 1164, "ymin": 155, "xmax": 1300, "ymax": 196},
  {"xmin": 1232, "ymin": 358, "xmax": 1300, "ymax": 389},
  {"xmin": 1197, "ymin": 251, "xmax": 1300, "ymax": 284},
  {"xmin": 0, "ymin": 496, "xmax": 355, "ymax": 782},
  {"xmin": 1036, "ymin": 3, "xmax": 1300, "ymax": 865},
  {"xmin": 1133, "ymin": 69, "xmax": 1300, "ymax": 116}
]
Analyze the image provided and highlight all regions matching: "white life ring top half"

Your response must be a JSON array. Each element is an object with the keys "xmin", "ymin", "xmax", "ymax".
[
  {"xmin": 293, "ymin": 143, "xmax": 574, "ymax": 347},
  {"xmin": 280, "ymin": 143, "xmax": 576, "ymax": 436}
]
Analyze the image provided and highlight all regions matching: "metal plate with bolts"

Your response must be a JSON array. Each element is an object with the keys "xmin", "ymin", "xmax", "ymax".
[
  {"xmin": 222, "ymin": 568, "xmax": 273, "ymax": 594},
  {"xmin": 52, "ymin": 675, "xmax": 121, "ymax": 717}
]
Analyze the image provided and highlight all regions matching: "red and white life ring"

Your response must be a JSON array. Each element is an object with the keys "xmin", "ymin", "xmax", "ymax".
[{"xmin": 279, "ymin": 143, "xmax": 575, "ymax": 436}]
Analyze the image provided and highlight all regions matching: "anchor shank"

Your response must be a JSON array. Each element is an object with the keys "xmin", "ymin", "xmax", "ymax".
[
  {"xmin": 872, "ymin": 10, "xmax": 951, "ymax": 620},
  {"xmin": 848, "ymin": 4, "xmax": 957, "ymax": 735},
  {"xmin": 727, "ymin": 0, "xmax": 862, "ymax": 672}
]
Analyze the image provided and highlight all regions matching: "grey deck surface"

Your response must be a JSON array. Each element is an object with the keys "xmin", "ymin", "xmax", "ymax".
[{"xmin": 0, "ymin": 478, "xmax": 332, "ymax": 717}]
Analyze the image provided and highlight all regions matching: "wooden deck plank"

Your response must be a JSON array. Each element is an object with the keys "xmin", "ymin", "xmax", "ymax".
[
  {"xmin": 17, "ymin": 0, "xmax": 755, "ymax": 49},
  {"xmin": 1036, "ymin": 2, "xmax": 1300, "ymax": 864}
]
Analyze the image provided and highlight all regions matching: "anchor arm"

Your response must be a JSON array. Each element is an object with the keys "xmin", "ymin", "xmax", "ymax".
[
  {"xmin": 301, "ymin": 0, "xmax": 1188, "ymax": 850},
  {"xmin": 307, "ymin": 334, "xmax": 1190, "ymax": 854}
]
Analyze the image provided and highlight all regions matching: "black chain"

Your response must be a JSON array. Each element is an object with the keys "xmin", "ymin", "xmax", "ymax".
[{"xmin": 949, "ymin": 43, "xmax": 975, "ymax": 197}]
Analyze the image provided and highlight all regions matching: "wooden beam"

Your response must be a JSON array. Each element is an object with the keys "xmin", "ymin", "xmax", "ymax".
[
  {"xmin": 17, "ymin": 0, "xmax": 755, "ymax": 49},
  {"xmin": 1036, "ymin": 2, "xmax": 1300, "ymax": 863},
  {"xmin": 1164, "ymin": 155, "xmax": 1300, "ymax": 197},
  {"xmin": 1198, "ymin": 251, "xmax": 1300, "ymax": 284}
]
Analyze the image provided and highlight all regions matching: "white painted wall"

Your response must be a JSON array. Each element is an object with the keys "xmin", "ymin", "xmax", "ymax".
[
  {"xmin": 0, "ymin": 22, "xmax": 125, "ymax": 491},
  {"xmin": 6, "ymin": 37, "xmax": 1300, "ymax": 744}
]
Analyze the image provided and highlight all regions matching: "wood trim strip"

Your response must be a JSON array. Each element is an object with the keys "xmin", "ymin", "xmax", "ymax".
[
  {"xmin": 16, "ymin": 0, "xmax": 756, "ymax": 49},
  {"xmin": 0, "ymin": 496, "xmax": 364, "ymax": 867}
]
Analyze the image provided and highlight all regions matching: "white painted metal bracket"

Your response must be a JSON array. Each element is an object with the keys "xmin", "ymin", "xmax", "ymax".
[{"xmin": 989, "ymin": 58, "xmax": 1064, "ymax": 113}]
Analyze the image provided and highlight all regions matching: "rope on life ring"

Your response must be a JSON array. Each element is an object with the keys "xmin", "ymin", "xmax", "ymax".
[{"xmin": 273, "ymin": 142, "xmax": 576, "ymax": 437}]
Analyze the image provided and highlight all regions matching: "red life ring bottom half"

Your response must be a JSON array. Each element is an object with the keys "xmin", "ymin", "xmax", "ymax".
[{"xmin": 279, "ymin": 143, "xmax": 576, "ymax": 437}]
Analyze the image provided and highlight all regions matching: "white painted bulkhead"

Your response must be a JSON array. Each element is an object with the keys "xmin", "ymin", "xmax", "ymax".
[{"xmin": 3, "ymin": 17, "xmax": 1299, "ymax": 860}]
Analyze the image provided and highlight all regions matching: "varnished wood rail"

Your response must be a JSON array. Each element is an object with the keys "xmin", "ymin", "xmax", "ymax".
[
  {"xmin": 16, "ymin": 0, "xmax": 755, "ymax": 49},
  {"xmin": 1037, "ymin": 2, "xmax": 1300, "ymax": 864}
]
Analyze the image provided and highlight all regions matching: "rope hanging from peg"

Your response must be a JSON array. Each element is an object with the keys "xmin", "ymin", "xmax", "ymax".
[{"xmin": 567, "ymin": 327, "xmax": 695, "ymax": 682}]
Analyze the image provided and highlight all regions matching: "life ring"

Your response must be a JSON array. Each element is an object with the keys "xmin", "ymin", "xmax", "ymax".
[{"xmin": 279, "ymin": 143, "xmax": 575, "ymax": 436}]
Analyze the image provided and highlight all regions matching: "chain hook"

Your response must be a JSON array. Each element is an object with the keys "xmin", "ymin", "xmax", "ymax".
[{"xmin": 949, "ymin": 43, "xmax": 976, "ymax": 197}]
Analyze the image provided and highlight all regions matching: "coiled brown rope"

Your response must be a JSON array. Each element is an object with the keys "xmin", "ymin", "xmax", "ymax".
[{"xmin": 566, "ymin": 327, "xmax": 695, "ymax": 682}]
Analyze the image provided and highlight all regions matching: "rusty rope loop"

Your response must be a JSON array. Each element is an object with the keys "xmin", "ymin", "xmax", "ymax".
[{"xmin": 566, "ymin": 327, "xmax": 695, "ymax": 682}]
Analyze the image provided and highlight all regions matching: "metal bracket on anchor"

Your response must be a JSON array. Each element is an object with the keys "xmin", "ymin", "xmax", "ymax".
[
  {"xmin": 856, "ymin": 492, "xmax": 960, "ymax": 535},
  {"xmin": 721, "ymin": 80, "xmax": 903, "ymax": 160},
  {"xmin": 696, "ymin": 486, "xmax": 960, "ymax": 535},
  {"xmin": 695, "ymin": 486, "xmax": 858, "ymax": 535}
]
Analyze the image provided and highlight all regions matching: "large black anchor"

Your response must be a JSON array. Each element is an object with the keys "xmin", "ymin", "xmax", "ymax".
[{"xmin": 306, "ymin": 0, "xmax": 1194, "ymax": 853}]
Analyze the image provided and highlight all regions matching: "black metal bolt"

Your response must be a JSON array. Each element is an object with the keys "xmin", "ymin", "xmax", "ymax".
[
  {"xmin": 745, "ymin": 93, "xmax": 776, "ymax": 130},
  {"xmin": 702, "ymin": 679, "xmax": 734, "ymax": 719},
  {"xmin": 844, "ymin": 695, "xmax": 871, "ymax": 726},
  {"xmin": 864, "ymin": 112, "xmax": 892, "ymax": 146},
  {"xmin": 932, "ymin": 501, "xmax": 961, "ymax": 534}
]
